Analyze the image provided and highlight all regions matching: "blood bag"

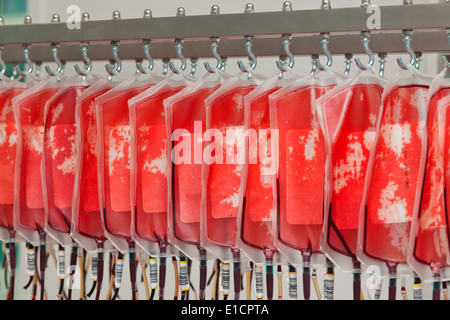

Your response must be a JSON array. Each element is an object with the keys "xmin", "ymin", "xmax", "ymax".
[
  {"xmin": 129, "ymin": 73, "xmax": 195, "ymax": 257},
  {"xmin": 72, "ymin": 78, "xmax": 116, "ymax": 252},
  {"xmin": 358, "ymin": 67, "xmax": 432, "ymax": 278},
  {"xmin": 234, "ymin": 74, "xmax": 294, "ymax": 266},
  {"xmin": 202, "ymin": 71, "xmax": 265, "ymax": 262},
  {"xmin": 165, "ymin": 71, "xmax": 230, "ymax": 260},
  {"xmin": 316, "ymin": 69, "xmax": 387, "ymax": 272},
  {"xmin": 42, "ymin": 75, "xmax": 99, "ymax": 246},
  {"xmin": 96, "ymin": 73, "xmax": 163, "ymax": 253},
  {"xmin": 269, "ymin": 72, "xmax": 346, "ymax": 268},
  {"xmin": 13, "ymin": 78, "xmax": 61, "ymax": 245},
  {"xmin": 407, "ymin": 69, "xmax": 450, "ymax": 282},
  {"xmin": 0, "ymin": 79, "xmax": 30, "ymax": 241}
]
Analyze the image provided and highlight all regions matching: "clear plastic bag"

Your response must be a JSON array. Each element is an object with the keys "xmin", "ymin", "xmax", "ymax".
[
  {"xmin": 164, "ymin": 71, "xmax": 230, "ymax": 261},
  {"xmin": 201, "ymin": 71, "xmax": 266, "ymax": 263},
  {"xmin": 42, "ymin": 74, "xmax": 100, "ymax": 247},
  {"xmin": 407, "ymin": 69, "xmax": 450, "ymax": 284},
  {"xmin": 13, "ymin": 78, "xmax": 61, "ymax": 246},
  {"xmin": 237, "ymin": 74, "xmax": 296, "ymax": 266},
  {"xmin": 96, "ymin": 73, "xmax": 163, "ymax": 254},
  {"xmin": 269, "ymin": 70, "xmax": 347, "ymax": 269},
  {"xmin": 72, "ymin": 78, "xmax": 117, "ymax": 253},
  {"xmin": 0, "ymin": 78, "xmax": 31, "ymax": 242},
  {"xmin": 128, "ymin": 73, "xmax": 196, "ymax": 258},
  {"xmin": 316, "ymin": 68, "xmax": 387, "ymax": 273},
  {"xmin": 357, "ymin": 67, "xmax": 433, "ymax": 281}
]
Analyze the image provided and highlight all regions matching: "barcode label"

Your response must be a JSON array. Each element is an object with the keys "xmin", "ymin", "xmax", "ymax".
[
  {"xmin": 413, "ymin": 283, "xmax": 423, "ymax": 300},
  {"xmin": 115, "ymin": 258, "xmax": 124, "ymax": 288},
  {"xmin": 179, "ymin": 260, "xmax": 189, "ymax": 291},
  {"xmin": 370, "ymin": 281, "xmax": 382, "ymax": 300},
  {"xmin": 288, "ymin": 271, "xmax": 298, "ymax": 300},
  {"xmin": 57, "ymin": 250, "xmax": 65, "ymax": 279},
  {"xmin": 323, "ymin": 273, "xmax": 334, "ymax": 300},
  {"xmin": 26, "ymin": 247, "xmax": 35, "ymax": 276},
  {"xmin": 221, "ymin": 263, "xmax": 230, "ymax": 295},
  {"xmin": 91, "ymin": 256, "xmax": 98, "ymax": 281},
  {"xmin": 149, "ymin": 258, "xmax": 158, "ymax": 289},
  {"xmin": 255, "ymin": 265, "xmax": 264, "ymax": 300}
]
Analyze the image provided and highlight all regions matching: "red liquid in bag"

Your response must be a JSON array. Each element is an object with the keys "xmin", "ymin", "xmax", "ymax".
[
  {"xmin": 274, "ymin": 85, "xmax": 332, "ymax": 253},
  {"xmin": 99, "ymin": 85, "xmax": 152, "ymax": 239},
  {"xmin": 327, "ymin": 84, "xmax": 384, "ymax": 257},
  {"xmin": 133, "ymin": 86, "xmax": 183, "ymax": 243},
  {"xmin": 44, "ymin": 86, "xmax": 89, "ymax": 234},
  {"xmin": 205, "ymin": 86, "xmax": 256, "ymax": 247},
  {"xmin": 241, "ymin": 87, "xmax": 280, "ymax": 251},
  {"xmin": 0, "ymin": 87, "xmax": 27, "ymax": 230},
  {"xmin": 414, "ymin": 88, "xmax": 450, "ymax": 269},
  {"xmin": 15, "ymin": 87, "xmax": 59, "ymax": 231},
  {"xmin": 171, "ymin": 86, "xmax": 220, "ymax": 245},
  {"xmin": 74, "ymin": 87, "xmax": 111, "ymax": 241},
  {"xmin": 365, "ymin": 86, "xmax": 428, "ymax": 264}
]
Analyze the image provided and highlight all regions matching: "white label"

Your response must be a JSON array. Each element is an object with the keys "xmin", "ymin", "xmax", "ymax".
[
  {"xmin": 288, "ymin": 271, "xmax": 298, "ymax": 300},
  {"xmin": 149, "ymin": 258, "xmax": 158, "ymax": 289},
  {"xmin": 57, "ymin": 250, "xmax": 65, "ymax": 279},
  {"xmin": 255, "ymin": 265, "xmax": 264, "ymax": 300},
  {"xmin": 90, "ymin": 256, "xmax": 98, "ymax": 281},
  {"xmin": 323, "ymin": 274, "xmax": 334, "ymax": 300},
  {"xmin": 414, "ymin": 283, "xmax": 423, "ymax": 300},
  {"xmin": 5, "ymin": 246, "xmax": 10, "ymax": 265},
  {"xmin": 114, "ymin": 258, "xmax": 124, "ymax": 288},
  {"xmin": 26, "ymin": 247, "xmax": 35, "ymax": 276},
  {"xmin": 221, "ymin": 263, "xmax": 230, "ymax": 295},
  {"xmin": 179, "ymin": 261, "xmax": 189, "ymax": 291}
]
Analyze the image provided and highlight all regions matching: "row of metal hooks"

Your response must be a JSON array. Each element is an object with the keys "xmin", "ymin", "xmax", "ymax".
[{"xmin": 5, "ymin": 2, "xmax": 450, "ymax": 80}]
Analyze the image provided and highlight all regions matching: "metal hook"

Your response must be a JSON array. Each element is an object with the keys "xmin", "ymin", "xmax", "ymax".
[
  {"xmin": 355, "ymin": 32, "xmax": 375, "ymax": 70},
  {"xmin": 204, "ymin": 38, "xmax": 223, "ymax": 73},
  {"xmin": 396, "ymin": 30, "xmax": 416, "ymax": 70},
  {"xmin": 74, "ymin": 13, "xmax": 92, "ymax": 76},
  {"xmin": 276, "ymin": 35, "xmax": 295, "ymax": 72},
  {"xmin": 378, "ymin": 53, "xmax": 387, "ymax": 77},
  {"xmin": 105, "ymin": 41, "xmax": 122, "ymax": 76},
  {"xmin": 0, "ymin": 17, "xmax": 5, "ymax": 75},
  {"xmin": 136, "ymin": 10, "xmax": 154, "ymax": 74},
  {"xmin": 314, "ymin": 33, "xmax": 332, "ymax": 71},
  {"xmin": 136, "ymin": 40, "xmax": 154, "ymax": 74},
  {"xmin": 45, "ymin": 14, "xmax": 63, "ymax": 76},
  {"xmin": 237, "ymin": 36, "xmax": 257, "ymax": 73},
  {"xmin": 169, "ymin": 39, "xmax": 187, "ymax": 74},
  {"xmin": 344, "ymin": 54, "xmax": 353, "ymax": 75},
  {"xmin": 190, "ymin": 58, "xmax": 198, "ymax": 76},
  {"xmin": 442, "ymin": 30, "xmax": 450, "ymax": 69},
  {"xmin": 162, "ymin": 58, "xmax": 170, "ymax": 76},
  {"xmin": 310, "ymin": 54, "xmax": 318, "ymax": 75},
  {"xmin": 16, "ymin": 16, "xmax": 33, "ymax": 77},
  {"xmin": 414, "ymin": 52, "xmax": 422, "ymax": 70},
  {"xmin": 105, "ymin": 11, "xmax": 122, "ymax": 76}
]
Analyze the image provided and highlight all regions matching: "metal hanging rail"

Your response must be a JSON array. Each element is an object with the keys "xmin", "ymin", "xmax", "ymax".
[{"xmin": 1, "ymin": 3, "xmax": 450, "ymax": 63}]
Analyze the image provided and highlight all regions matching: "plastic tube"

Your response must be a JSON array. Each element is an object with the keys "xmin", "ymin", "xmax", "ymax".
[
  {"xmin": 388, "ymin": 265, "xmax": 397, "ymax": 300},
  {"xmin": 199, "ymin": 248, "xmax": 207, "ymax": 300},
  {"xmin": 95, "ymin": 241, "xmax": 104, "ymax": 300},
  {"xmin": 7, "ymin": 231, "xmax": 15, "ymax": 300},
  {"xmin": 233, "ymin": 250, "xmax": 241, "ymax": 300}
]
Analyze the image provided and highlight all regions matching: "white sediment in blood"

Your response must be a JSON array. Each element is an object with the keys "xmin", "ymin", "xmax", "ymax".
[
  {"xmin": 143, "ymin": 144, "xmax": 167, "ymax": 176},
  {"xmin": 378, "ymin": 181, "xmax": 409, "ymax": 224},
  {"xmin": 108, "ymin": 125, "xmax": 131, "ymax": 176},
  {"xmin": 333, "ymin": 137, "xmax": 366, "ymax": 194},
  {"xmin": 303, "ymin": 128, "xmax": 319, "ymax": 161},
  {"xmin": 233, "ymin": 94, "xmax": 244, "ymax": 112},
  {"xmin": 24, "ymin": 125, "xmax": 44, "ymax": 152},
  {"xmin": 386, "ymin": 222, "xmax": 409, "ymax": 257},
  {"xmin": 51, "ymin": 103, "xmax": 64, "ymax": 124},
  {"xmin": 381, "ymin": 123, "xmax": 412, "ymax": 160},
  {"xmin": 50, "ymin": 127, "xmax": 77, "ymax": 175}
]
